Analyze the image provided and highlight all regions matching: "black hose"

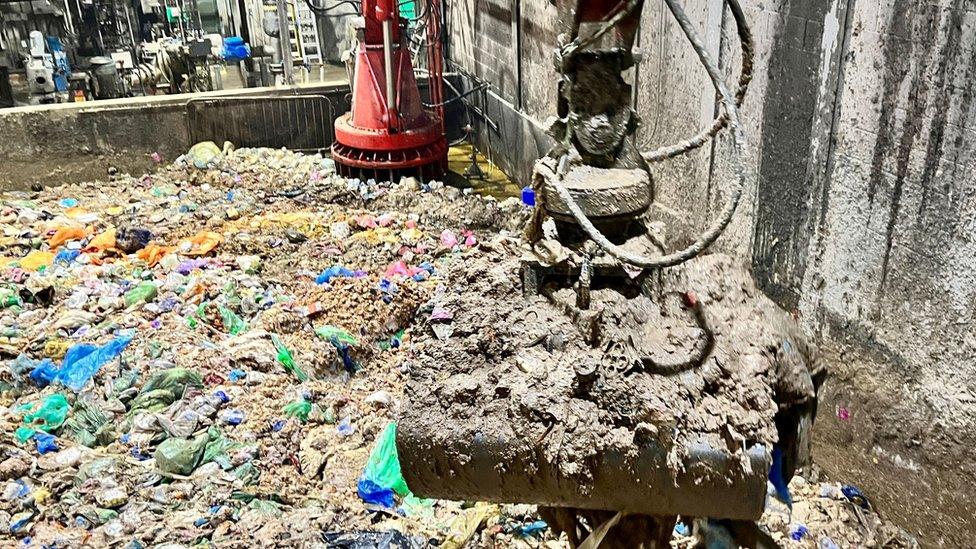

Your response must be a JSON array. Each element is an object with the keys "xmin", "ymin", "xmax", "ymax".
[
  {"xmin": 422, "ymin": 81, "xmax": 488, "ymax": 108},
  {"xmin": 303, "ymin": 0, "xmax": 360, "ymax": 15}
]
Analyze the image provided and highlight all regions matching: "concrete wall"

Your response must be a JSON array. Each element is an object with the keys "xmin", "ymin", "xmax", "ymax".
[
  {"xmin": 445, "ymin": 0, "xmax": 976, "ymax": 545},
  {"xmin": 0, "ymin": 83, "xmax": 351, "ymax": 191}
]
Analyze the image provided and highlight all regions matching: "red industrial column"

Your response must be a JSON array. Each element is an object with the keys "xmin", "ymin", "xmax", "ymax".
[{"xmin": 331, "ymin": 0, "xmax": 448, "ymax": 180}]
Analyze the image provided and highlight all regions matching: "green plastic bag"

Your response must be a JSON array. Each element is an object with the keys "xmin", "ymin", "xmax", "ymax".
[
  {"xmin": 219, "ymin": 306, "xmax": 247, "ymax": 335},
  {"xmin": 16, "ymin": 393, "xmax": 70, "ymax": 442},
  {"xmin": 62, "ymin": 398, "xmax": 113, "ymax": 447},
  {"xmin": 155, "ymin": 431, "xmax": 209, "ymax": 475},
  {"xmin": 362, "ymin": 422, "xmax": 410, "ymax": 497},
  {"xmin": 233, "ymin": 461, "xmax": 260, "ymax": 485},
  {"xmin": 124, "ymin": 281, "xmax": 158, "ymax": 307},
  {"xmin": 130, "ymin": 368, "xmax": 203, "ymax": 413},
  {"xmin": 283, "ymin": 399, "xmax": 312, "ymax": 423},
  {"xmin": 271, "ymin": 334, "xmax": 308, "ymax": 382},
  {"xmin": 315, "ymin": 325, "xmax": 358, "ymax": 347}
]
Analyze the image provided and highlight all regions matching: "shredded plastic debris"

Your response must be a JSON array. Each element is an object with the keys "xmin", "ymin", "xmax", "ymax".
[{"xmin": 0, "ymin": 147, "xmax": 912, "ymax": 548}]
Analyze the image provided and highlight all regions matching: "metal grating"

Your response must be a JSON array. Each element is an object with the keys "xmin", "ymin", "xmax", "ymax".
[{"xmin": 186, "ymin": 95, "xmax": 335, "ymax": 152}]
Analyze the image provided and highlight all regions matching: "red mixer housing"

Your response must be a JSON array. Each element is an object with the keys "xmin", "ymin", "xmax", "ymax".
[{"xmin": 331, "ymin": 0, "xmax": 447, "ymax": 180}]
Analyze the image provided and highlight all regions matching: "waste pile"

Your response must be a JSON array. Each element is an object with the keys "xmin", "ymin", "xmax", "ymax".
[{"xmin": 0, "ymin": 144, "xmax": 915, "ymax": 547}]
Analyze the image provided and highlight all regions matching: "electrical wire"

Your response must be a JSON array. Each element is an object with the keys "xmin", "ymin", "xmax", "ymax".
[
  {"xmin": 422, "ymin": 81, "xmax": 487, "ymax": 108},
  {"xmin": 545, "ymin": 0, "xmax": 748, "ymax": 269},
  {"xmin": 303, "ymin": 0, "xmax": 360, "ymax": 15}
]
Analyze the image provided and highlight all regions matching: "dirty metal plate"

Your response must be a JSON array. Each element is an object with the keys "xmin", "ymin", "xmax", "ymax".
[{"xmin": 535, "ymin": 157, "xmax": 652, "ymax": 220}]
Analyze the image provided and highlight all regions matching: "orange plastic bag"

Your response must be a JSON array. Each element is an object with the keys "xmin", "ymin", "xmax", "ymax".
[
  {"xmin": 136, "ymin": 243, "xmax": 173, "ymax": 266},
  {"xmin": 89, "ymin": 228, "xmax": 117, "ymax": 251},
  {"xmin": 182, "ymin": 231, "xmax": 223, "ymax": 256},
  {"xmin": 48, "ymin": 226, "xmax": 90, "ymax": 249}
]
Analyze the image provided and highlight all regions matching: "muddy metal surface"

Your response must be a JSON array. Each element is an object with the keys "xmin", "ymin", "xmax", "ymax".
[{"xmin": 400, "ymin": 230, "xmax": 822, "ymax": 520}]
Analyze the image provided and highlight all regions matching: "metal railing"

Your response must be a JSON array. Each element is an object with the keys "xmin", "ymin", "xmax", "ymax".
[{"xmin": 186, "ymin": 94, "xmax": 335, "ymax": 152}]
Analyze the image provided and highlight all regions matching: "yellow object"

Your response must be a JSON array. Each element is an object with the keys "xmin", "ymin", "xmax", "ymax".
[
  {"xmin": 441, "ymin": 503, "xmax": 500, "ymax": 549},
  {"xmin": 400, "ymin": 227, "xmax": 425, "ymax": 244},
  {"xmin": 136, "ymin": 243, "xmax": 173, "ymax": 267},
  {"xmin": 63, "ymin": 207, "xmax": 91, "ymax": 220},
  {"xmin": 33, "ymin": 487, "xmax": 52, "ymax": 505},
  {"xmin": 89, "ymin": 228, "xmax": 117, "ymax": 251},
  {"xmin": 183, "ymin": 231, "xmax": 223, "ymax": 255},
  {"xmin": 43, "ymin": 339, "xmax": 70, "ymax": 359},
  {"xmin": 20, "ymin": 250, "xmax": 55, "ymax": 271},
  {"xmin": 447, "ymin": 144, "xmax": 520, "ymax": 199},
  {"xmin": 350, "ymin": 227, "xmax": 400, "ymax": 246}
]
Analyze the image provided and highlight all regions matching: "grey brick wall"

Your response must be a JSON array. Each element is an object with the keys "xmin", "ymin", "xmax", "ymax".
[{"xmin": 446, "ymin": 0, "xmax": 518, "ymax": 103}]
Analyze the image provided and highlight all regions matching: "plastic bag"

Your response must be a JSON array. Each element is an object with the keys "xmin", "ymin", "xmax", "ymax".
[
  {"xmin": 16, "ymin": 393, "xmax": 70, "ymax": 442},
  {"xmin": 89, "ymin": 228, "xmax": 117, "ymax": 251},
  {"xmin": 219, "ymin": 306, "xmax": 248, "ymax": 335},
  {"xmin": 0, "ymin": 287, "xmax": 20, "ymax": 308},
  {"xmin": 315, "ymin": 265, "xmax": 354, "ymax": 284},
  {"xmin": 316, "ymin": 325, "xmax": 360, "ymax": 371},
  {"xmin": 359, "ymin": 422, "xmax": 410, "ymax": 500},
  {"xmin": 32, "ymin": 432, "xmax": 58, "ymax": 454},
  {"xmin": 124, "ymin": 282, "xmax": 158, "ymax": 307},
  {"xmin": 19, "ymin": 250, "xmax": 55, "ymax": 271},
  {"xmin": 116, "ymin": 226, "xmax": 152, "ymax": 254},
  {"xmin": 187, "ymin": 141, "xmax": 222, "ymax": 169},
  {"xmin": 62, "ymin": 398, "xmax": 112, "ymax": 447},
  {"xmin": 48, "ymin": 225, "xmax": 90, "ymax": 248},
  {"xmin": 136, "ymin": 243, "xmax": 173, "ymax": 266},
  {"xmin": 222, "ymin": 36, "xmax": 251, "ymax": 62},
  {"xmin": 182, "ymin": 231, "xmax": 223, "ymax": 256},
  {"xmin": 283, "ymin": 399, "xmax": 312, "ymax": 423},
  {"xmin": 315, "ymin": 325, "xmax": 358, "ymax": 347},
  {"xmin": 28, "ymin": 358, "xmax": 59, "ymax": 387},
  {"xmin": 130, "ymin": 368, "xmax": 203, "ymax": 413},
  {"xmin": 52, "ymin": 333, "xmax": 134, "ymax": 391},
  {"xmin": 155, "ymin": 431, "xmax": 209, "ymax": 475},
  {"xmin": 357, "ymin": 478, "xmax": 394, "ymax": 507},
  {"xmin": 54, "ymin": 249, "xmax": 80, "ymax": 265},
  {"xmin": 321, "ymin": 531, "xmax": 425, "ymax": 549},
  {"xmin": 271, "ymin": 334, "xmax": 307, "ymax": 381}
]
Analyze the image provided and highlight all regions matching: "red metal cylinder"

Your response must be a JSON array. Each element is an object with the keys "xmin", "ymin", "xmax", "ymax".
[{"xmin": 332, "ymin": 0, "xmax": 447, "ymax": 180}]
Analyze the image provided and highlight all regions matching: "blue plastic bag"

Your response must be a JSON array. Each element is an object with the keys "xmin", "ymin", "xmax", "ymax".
[
  {"xmin": 31, "ymin": 334, "xmax": 134, "ymax": 391},
  {"xmin": 28, "ymin": 359, "xmax": 59, "ymax": 387},
  {"xmin": 32, "ymin": 432, "xmax": 58, "ymax": 454},
  {"xmin": 54, "ymin": 249, "xmax": 80, "ymax": 265},
  {"xmin": 222, "ymin": 37, "xmax": 251, "ymax": 62},
  {"xmin": 356, "ymin": 478, "xmax": 395, "ymax": 508},
  {"xmin": 315, "ymin": 265, "xmax": 357, "ymax": 285}
]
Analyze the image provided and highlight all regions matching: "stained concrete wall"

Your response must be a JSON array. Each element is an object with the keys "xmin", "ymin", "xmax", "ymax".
[{"xmin": 445, "ymin": 0, "xmax": 976, "ymax": 545}]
